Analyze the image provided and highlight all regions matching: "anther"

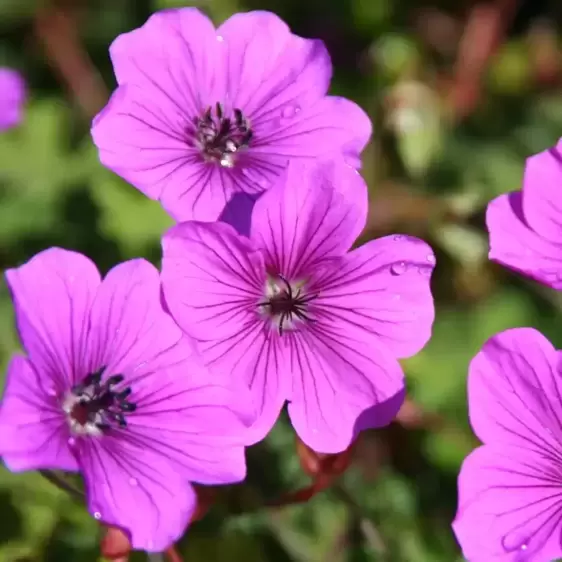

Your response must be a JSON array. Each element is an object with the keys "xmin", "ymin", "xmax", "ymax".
[{"xmin": 192, "ymin": 103, "xmax": 253, "ymax": 166}]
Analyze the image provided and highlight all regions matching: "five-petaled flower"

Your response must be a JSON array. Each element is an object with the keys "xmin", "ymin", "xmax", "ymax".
[
  {"xmin": 487, "ymin": 138, "xmax": 562, "ymax": 290},
  {"xmin": 161, "ymin": 158, "xmax": 436, "ymax": 453},
  {"xmin": 453, "ymin": 327, "xmax": 562, "ymax": 562},
  {"xmin": 0, "ymin": 68, "xmax": 25, "ymax": 131},
  {"xmin": 91, "ymin": 8, "xmax": 371, "ymax": 223},
  {"xmin": 0, "ymin": 248, "xmax": 254, "ymax": 552}
]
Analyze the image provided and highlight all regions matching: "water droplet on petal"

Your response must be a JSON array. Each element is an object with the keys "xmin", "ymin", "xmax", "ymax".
[
  {"xmin": 393, "ymin": 235, "xmax": 404, "ymax": 241},
  {"xmin": 129, "ymin": 477, "xmax": 138, "ymax": 487},
  {"xmin": 68, "ymin": 437, "xmax": 77, "ymax": 447},
  {"xmin": 94, "ymin": 511, "xmax": 102, "ymax": 520},
  {"xmin": 281, "ymin": 106, "xmax": 294, "ymax": 118},
  {"xmin": 216, "ymin": 35, "xmax": 224, "ymax": 42},
  {"xmin": 418, "ymin": 266, "xmax": 432, "ymax": 278},
  {"xmin": 258, "ymin": 177, "xmax": 269, "ymax": 189},
  {"xmin": 426, "ymin": 253, "xmax": 436, "ymax": 265},
  {"xmin": 390, "ymin": 262, "xmax": 407, "ymax": 276},
  {"xmin": 501, "ymin": 530, "xmax": 531, "ymax": 553},
  {"xmin": 281, "ymin": 104, "xmax": 301, "ymax": 119}
]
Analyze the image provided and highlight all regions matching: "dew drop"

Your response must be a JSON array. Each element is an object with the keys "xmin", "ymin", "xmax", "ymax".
[
  {"xmin": 68, "ymin": 437, "xmax": 77, "ymax": 447},
  {"xmin": 281, "ymin": 105, "xmax": 295, "ymax": 118},
  {"xmin": 426, "ymin": 253, "xmax": 436, "ymax": 265},
  {"xmin": 94, "ymin": 511, "xmax": 102, "ymax": 520},
  {"xmin": 501, "ymin": 530, "xmax": 531, "ymax": 553},
  {"xmin": 216, "ymin": 35, "xmax": 224, "ymax": 42},
  {"xmin": 393, "ymin": 235, "xmax": 404, "ymax": 241},
  {"xmin": 418, "ymin": 266, "xmax": 432, "ymax": 278},
  {"xmin": 281, "ymin": 104, "xmax": 300, "ymax": 119},
  {"xmin": 129, "ymin": 477, "xmax": 138, "ymax": 487},
  {"xmin": 390, "ymin": 262, "xmax": 407, "ymax": 276}
]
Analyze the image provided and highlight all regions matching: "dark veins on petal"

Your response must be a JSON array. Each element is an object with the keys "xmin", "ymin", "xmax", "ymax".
[
  {"xmin": 190, "ymin": 102, "xmax": 253, "ymax": 168},
  {"xmin": 68, "ymin": 367, "xmax": 137, "ymax": 433}
]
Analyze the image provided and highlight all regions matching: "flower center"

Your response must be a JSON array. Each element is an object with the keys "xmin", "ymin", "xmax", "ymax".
[
  {"xmin": 258, "ymin": 275, "xmax": 317, "ymax": 335},
  {"xmin": 63, "ymin": 368, "xmax": 136, "ymax": 436},
  {"xmin": 192, "ymin": 102, "xmax": 253, "ymax": 168}
]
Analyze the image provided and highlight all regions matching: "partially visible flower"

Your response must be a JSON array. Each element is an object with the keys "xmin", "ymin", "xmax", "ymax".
[
  {"xmin": 487, "ymin": 139, "xmax": 562, "ymax": 289},
  {"xmin": 453, "ymin": 327, "xmax": 562, "ymax": 561},
  {"xmin": 0, "ymin": 249, "xmax": 254, "ymax": 552},
  {"xmin": 0, "ymin": 68, "xmax": 25, "ymax": 131},
  {"xmin": 161, "ymin": 158, "xmax": 435, "ymax": 453},
  {"xmin": 91, "ymin": 8, "xmax": 371, "ymax": 223}
]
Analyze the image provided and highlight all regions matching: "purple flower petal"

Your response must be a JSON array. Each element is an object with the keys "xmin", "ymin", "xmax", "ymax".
[
  {"xmin": 287, "ymin": 335, "xmax": 405, "ymax": 453},
  {"xmin": 84, "ymin": 258, "xmax": 254, "ymax": 481},
  {"xmin": 250, "ymin": 158, "xmax": 368, "ymax": 279},
  {"xmin": 86, "ymin": 258, "xmax": 183, "ymax": 376},
  {"xmin": 0, "ymin": 355, "xmax": 77, "ymax": 472},
  {"xmin": 5, "ymin": 248, "xmax": 102, "ymax": 392},
  {"xmin": 216, "ymin": 11, "xmax": 331, "ymax": 116},
  {"xmin": 251, "ymin": 96, "xmax": 371, "ymax": 168},
  {"xmin": 467, "ymin": 327, "xmax": 561, "ymax": 448},
  {"xmin": 314, "ymin": 235, "xmax": 435, "ymax": 359},
  {"xmin": 453, "ymin": 327, "xmax": 562, "ymax": 560},
  {"xmin": 0, "ymin": 68, "xmax": 25, "ymax": 131},
  {"xmin": 162, "ymin": 221, "xmax": 265, "ymax": 341},
  {"xmin": 125, "ymin": 342, "xmax": 254, "ymax": 484},
  {"xmin": 162, "ymin": 221, "xmax": 287, "ymax": 444},
  {"xmin": 80, "ymin": 438, "xmax": 197, "ymax": 552},
  {"xmin": 92, "ymin": 8, "xmax": 372, "ymax": 222},
  {"xmin": 487, "ymin": 192, "xmax": 562, "ymax": 289},
  {"xmin": 521, "ymin": 141, "xmax": 562, "ymax": 241},
  {"xmin": 454, "ymin": 445, "xmax": 562, "ymax": 562},
  {"xmin": 109, "ymin": 8, "xmax": 223, "ymax": 106},
  {"xmin": 487, "ymin": 141, "xmax": 562, "ymax": 289}
]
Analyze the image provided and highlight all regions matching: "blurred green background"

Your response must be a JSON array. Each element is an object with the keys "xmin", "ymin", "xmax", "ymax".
[{"xmin": 1, "ymin": 0, "xmax": 562, "ymax": 560}]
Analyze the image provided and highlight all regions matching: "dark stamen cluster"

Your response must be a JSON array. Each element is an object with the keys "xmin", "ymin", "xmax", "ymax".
[
  {"xmin": 193, "ymin": 102, "xmax": 253, "ymax": 167},
  {"xmin": 70, "ymin": 367, "xmax": 136, "ymax": 432},
  {"xmin": 259, "ymin": 275, "xmax": 317, "ymax": 335}
]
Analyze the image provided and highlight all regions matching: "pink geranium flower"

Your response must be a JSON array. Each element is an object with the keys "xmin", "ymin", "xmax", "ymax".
[
  {"xmin": 487, "ymin": 139, "xmax": 562, "ymax": 289},
  {"xmin": 0, "ymin": 68, "xmax": 25, "ymax": 130},
  {"xmin": 91, "ymin": 8, "xmax": 371, "ymax": 222},
  {"xmin": 0, "ymin": 249, "xmax": 254, "ymax": 551},
  {"xmin": 454, "ymin": 327, "xmax": 562, "ymax": 561},
  {"xmin": 161, "ymin": 158, "xmax": 436, "ymax": 453}
]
